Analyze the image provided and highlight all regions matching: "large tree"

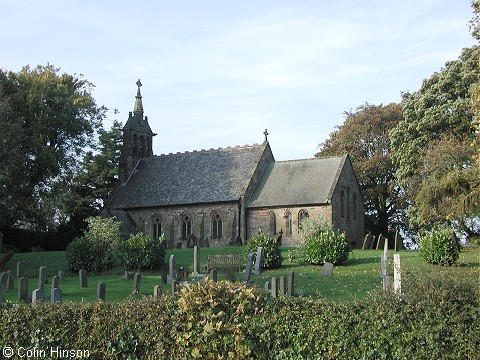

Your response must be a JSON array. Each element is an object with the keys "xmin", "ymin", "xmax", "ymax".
[
  {"xmin": 316, "ymin": 103, "xmax": 406, "ymax": 237},
  {"xmin": 0, "ymin": 64, "xmax": 106, "ymax": 230},
  {"xmin": 390, "ymin": 45, "xmax": 479, "ymax": 234}
]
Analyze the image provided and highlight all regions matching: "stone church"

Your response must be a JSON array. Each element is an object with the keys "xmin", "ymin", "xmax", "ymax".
[{"xmin": 105, "ymin": 81, "xmax": 365, "ymax": 248}]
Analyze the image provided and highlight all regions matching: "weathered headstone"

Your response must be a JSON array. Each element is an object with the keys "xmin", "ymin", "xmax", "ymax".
[
  {"xmin": 153, "ymin": 285, "xmax": 162, "ymax": 298},
  {"xmin": 0, "ymin": 272, "xmax": 8, "ymax": 290},
  {"xmin": 369, "ymin": 235, "xmax": 376, "ymax": 249},
  {"xmin": 279, "ymin": 276, "xmax": 286, "ymax": 296},
  {"xmin": 133, "ymin": 273, "xmax": 142, "ymax": 293},
  {"xmin": 362, "ymin": 234, "xmax": 372, "ymax": 250},
  {"xmin": 50, "ymin": 288, "xmax": 62, "ymax": 304},
  {"xmin": 124, "ymin": 270, "xmax": 134, "ymax": 279},
  {"xmin": 383, "ymin": 275, "xmax": 391, "ymax": 292},
  {"xmin": 6, "ymin": 270, "xmax": 13, "ymax": 290},
  {"xmin": 0, "ymin": 283, "xmax": 5, "ymax": 303},
  {"xmin": 171, "ymin": 279, "xmax": 177, "ymax": 295},
  {"xmin": 38, "ymin": 266, "xmax": 47, "ymax": 289},
  {"xmin": 287, "ymin": 271, "xmax": 294, "ymax": 297},
  {"xmin": 18, "ymin": 277, "xmax": 29, "ymax": 302},
  {"xmin": 168, "ymin": 255, "xmax": 176, "ymax": 284},
  {"xmin": 252, "ymin": 247, "xmax": 263, "ymax": 275},
  {"xmin": 209, "ymin": 269, "xmax": 218, "ymax": 282},
  {"xmin": 161, "ymin": 267, "xmax": 168, "ymax": 285},
  {"xmin": 264, "ymin": 281, "xmax": 270, "ymax": 291},
  {"xmin": 243, "ymin": 252, "xmax": 254, "ymax": 282},
  {"xmin": 58, "ymin": 270, "xmax": 64, "ymax": 281},
  {"xmin": 97, "ymin": 282, "xmax": 106, "ymax": 301},
  {"xmin": 193, "ymin": 245, "xmax": 200, "ymax": 276},
  {"xmin": 51, "ymin": 275, "xmax": 60, "ymax": 290},
  {"xmin": 79, "ymin": 269, "xmax": 88, "ymax": 288},
  {"xmin": 271, "ymin": 277, "xmax": 278, "ymax": 299},
  {"xmin": 32, "ymin": 288, "xmax": 45, "ymax": 303},
  {"xmin": 320, "ymin": 262, "xmax": 334, "ymax": 276},
  {"xmin": 16, "ymin": 261, "xmax": 23, "ymax": 278},
  {"xmin": 395, "ymin": 230, "xmax": 403, "ymax": 251},
  {"xmin": 394, "ymin": 253, "xmax": 401, "ymax": 295},
  {"xmin": 376, "ymin": 234, "xmax": 385, "ymax": 250}
]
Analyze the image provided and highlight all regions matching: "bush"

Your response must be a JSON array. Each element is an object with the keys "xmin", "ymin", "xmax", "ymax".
[
  {"xmin": 304, "ymin": 230, "xmax": 350, "ymax": 265},
  {"xmin": 120, "ymin": 232, "xmax": 166, "ymax": 270},
  {"xmin": 246, "ymin": 229, "xmax": 282, "ymax": 269},
  {"xmin": 419, "ymin": 224, "xmax": 460, "ymax": 265},
  {"xmin": 65, "ymin": 216, "xmax": 121, "ymax": 273}
]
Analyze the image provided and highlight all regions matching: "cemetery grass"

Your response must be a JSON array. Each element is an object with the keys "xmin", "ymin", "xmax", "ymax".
[{"xmin": 2, "ymin": 247, "xmax": 478, "ymax": 303}]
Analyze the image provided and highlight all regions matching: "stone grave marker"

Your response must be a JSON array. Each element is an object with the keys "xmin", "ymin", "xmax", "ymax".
[
  {"xmin": 380, "ymin": 255, "xmax": 386, "ymax": 278},
  {"xmin": 320, "ymin": 262, "xmax": 334, "ymax": 276},
  {"xmin": 362, "ymin": 234, "xmax": 372, "ymax": 250},
  {"xmin": 271, "ymin": 277, "xmax": 278, "ymax": 299},
  {"xmin": 79, "ymin": 269, "xmax": 88, "ymax": 288},
  {"xmin": 51, "ymin": 275, "xmax": 60, "ymax": 290},
  {"xmin": 38, "ymin": 266, "xmax": 47, "ymax": 289},
  {"xmin": 243, "ymin": 252, "xmax": 254, "ymax": 282},
  {"xmin": 16, "ymin": 261, "xmax": 23, "ymax": 278},
  {"xmin": 264, "ymin": 281, "xmax": 270, "ymax": 291},
  {"xmin": 369, "ymin": 235, "xmax": 376, "ymax": 249},
  {"xmin": 18, "ymin": 277, "xmax": 29, "ymax": 302},
  {"xmin": 209, "ymin": 269, "xmax": 218, "ymax": 282},
  {"xmin": 97, "ymin": 282, "xmax": 106, "ymax": 301},
  {"xmin": 279, "ymin": 276, "xmax": 286, "ymax": 296},
  {"xmin": 133, "ymin": 273, "xmax": 142, "ymax": 293},
  {"xmin": 161, "ymin": 267, "xmax": 168, "ymax": 285},
  {"xmin": 153, "ymin": 285, "xmax": 162, "ymax": 298},
  {"xmin": 168, "ymin": 255, "xmax": 176, "ymax": 284},
  {"xmin": 0, "ymin": 283, "xmax": 5, "ymax": 303},
  {"xmin": 58, "ymin": 270, "xmax": 64, "ymax": 281},
  {"xmin": 394, "ymin": 253, "xmax": 401, "ymax": 295},
  {"xmin": 171, "ymin": 279, "xmax": 177, "ymax": 296},
  {"xmin": 287, "ymin": 271, "xmax": 294, "ymax": 297},
  {"xmin": 395, "ymin": 230, "xmax": 403, "ymax": 251},
  {"xmin": 0, "ymin": 272, "xmax": 8, "ymax": 290},
  {"xmin": 6, "ymin": 270, "xmax": 13, "ymax": 290},
  {"xmin": 376, "ymin": 234, "xmax": 385, "ymax": 250},
  {"xmin": 252, "ymin": 247, "xmax": 263, "ymax": 275},
  {"xmin": 32, "ymin": 288, "xmax": 45, "ymax": 303},
  {"xmin": 50, "ymin": 288, "xmax": 62, "ymax": 304},
  {"xmin": 193, "ymin": 246, "xmax": 200, "ymax": 276},
  {"xmin": 383, "ymin": 274, "xmax": 391, "ymax": 292}
]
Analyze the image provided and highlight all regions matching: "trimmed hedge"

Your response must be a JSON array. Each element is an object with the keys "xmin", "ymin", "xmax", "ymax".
[{"xmin": 0, "ymin": 272, "xmax": 478, "ymax": 359}]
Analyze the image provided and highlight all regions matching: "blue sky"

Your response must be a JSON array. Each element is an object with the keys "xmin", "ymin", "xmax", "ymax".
[{"xmin": 2, "ymin": 0, "xmax": 477, "ymax": 160}]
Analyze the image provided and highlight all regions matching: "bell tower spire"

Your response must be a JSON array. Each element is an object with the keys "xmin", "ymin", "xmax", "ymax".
[{"xmin": 119, "ymin": 80, "xmax": 156, "ymax": 183}]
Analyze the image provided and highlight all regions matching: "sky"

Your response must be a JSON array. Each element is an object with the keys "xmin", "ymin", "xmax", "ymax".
[{"xmin": 1, "ymin": 0, "xmax": 477, "ymax": 160}]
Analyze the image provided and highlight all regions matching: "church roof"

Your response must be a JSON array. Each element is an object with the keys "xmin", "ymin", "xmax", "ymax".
[
  {"xmin": 247, "ymin": 155, "xmax": 346, "ymax": 208},
  {"xmin": 108, "ymin": 144, "xmax": 265, "ymax": 209}
]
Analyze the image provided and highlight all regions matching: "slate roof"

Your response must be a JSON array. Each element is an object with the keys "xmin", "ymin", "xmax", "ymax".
[
  {"xmin": 108, "ymin": 144, "xmax": 264, "ymax": 209},
  {"xmin": 247, "ymin": 155, "xmax": 346, "ymax": 208}
]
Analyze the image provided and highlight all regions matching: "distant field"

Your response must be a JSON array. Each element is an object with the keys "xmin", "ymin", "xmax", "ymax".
[{"xmin": 1, "ymin": 246, "xmax": 478, "ymax": 303}]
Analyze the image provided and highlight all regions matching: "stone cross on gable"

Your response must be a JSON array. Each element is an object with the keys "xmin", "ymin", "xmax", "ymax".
[
  {"xmin": 264, "ymin": 129, "xmax": 269, "ymax": 142},
  {"xmin": 136, "ymin": 79, "xmax": 142, "ymax": 88}
]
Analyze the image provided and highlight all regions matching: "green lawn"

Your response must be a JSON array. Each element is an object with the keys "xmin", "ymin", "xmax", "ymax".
[{"xmin": 1, "ymin": 247, "xmax": 478, "ymax": 303}]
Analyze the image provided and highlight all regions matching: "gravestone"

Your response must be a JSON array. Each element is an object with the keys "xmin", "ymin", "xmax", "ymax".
[
  {"xmin": 279, "ymin": 276, "xmax": 286, "ymax": 296},
  {"xmin": 264, "ymin": 281, "xmax": 270, "ymax": 291},
  {"xmin": 0, "ymin": 283, "xmax": 5, "ymax": 303},
  {"xmin": 32, "ymin": 288, "xmax": 45, "ymax": 303},
  {"xmin": 0, "ymin": 231, "xmax": 3, "ymax": 253},
  {"xmin": 271, "ymin": 277, "xmax": 278, "ymax": 299},
  {"xmin": 50, "ymin": 288, "xmax": 62, "ymax": 304},
  {"xmin": 16, "ymin": 261, "xmax": 23, "ymax": 278},
  {"xmin": 369, "ymin": 235, "xmax": 376, "ymax": 249},
  {"xmin": 58, "ymin": 270, "xmax": 64, "ymax": 281},
  {"xmin": 0, "ymin": 272, "xmax": 8, "ymax": 290},
  {"xmin": 51, "ymin": 275, "xmax": 60, "ymax": 290},
  {"xmin": 376, "ymin": 234, "xmax": 385, "ymax": 250},
  {"xmin": 124, "ymin": 270, "xmax": 134, "ymax": 279},
  {"xmin": 395, "ymin": 230, "xmax": 403, "ymax": 251},
  {"xmin": 6, "ymin": 270, "xmax": 13, "ymax": 290},
  {"xmin": 168, "ymin": 255, "xmax": 176, "ymax": 284},
  {"xmin": 161, "ymin": 267, "xmax": 168, "ymax": 285},
  {"xmin": 153, "ymin": 285, "xmax": 162, "ymax": 298},
  {"xmin": 133, "ymin": 273, "xmax": 142, "ymax": 293},
  {"xmin": 193, "ymin": 246, "xmax": 200, "ymax": 276},
  {"xmin": 320, "ymin": 262, "xmax": 334, "ymax": 276},
  {"xmin": 383, "ymin": 275, "xmax": 391, "ymax": 292},
  {"xmin": 287, "ymin": 271, "xmax": 294, "ymax": 297},
  {"xmin": 171, "ymin": 279, "xmax": 177, "ymax": 296},
  {"xmin": 380, "ymin": 255, "xmax": 386, "ymax": 278},
  {"xmin": 38, "ymin": 266, "xmax": 47, "ymax": 289},
  {"xmin": 243, "ymin": 252, "xmax": 254, "ymax": 282},
  {"xmin": 97, "ymin": 282, "xmax": 106, "ymax": 301},
  {"xmin": 209, "ymin": 269, "xmax": 218, "ymax": 282},
  {"xmin": 79, "ymin": 269, "xmax": 88, "ymax": 288},
  {"xmin": 18, "ymin": 277, "xmax": 29, "ymax": 302},
  {"xmin": 252, "ymin": 247, "xmax": 263, "ymax": 275},
  {"xmin": 393, "ymin": 253, "xmax": 401, "ymax": 295}
]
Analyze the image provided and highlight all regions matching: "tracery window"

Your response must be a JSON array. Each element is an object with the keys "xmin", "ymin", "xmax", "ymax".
[
  {"xmin": 212, "ymin": 212, "xmax": 223, "ymax": 238},
  {"xmin": 152, "ymin": 216, "xmax": 162, "ymax": 240},
  {"xmin": 285, "ymin": 211, "xmax": 293, "ymax": 236},
  {"xmin": 181, "ymin": 214, "xmax": 192, "ymax": 240},
  {"xmin": 269, "ymin": 211, "xmax": 277, "ymax": 236},
  {"xmin": 298, "ymin": 209, "xmax": 309, "ymax": 232}
]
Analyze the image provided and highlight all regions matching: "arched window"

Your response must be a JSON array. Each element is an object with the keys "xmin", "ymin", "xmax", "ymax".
[
  {"xmin": 152, "ymin": 216, "xmax": 162, "ymax": 240},
  {"xmin": 269, "ymin": 211, "xmax": 277, "ymax": 235},
  {"xmin": 298, "ymin": 209, "xmax": 309, "ymax": 232},
  {"xmin": 181, "ymin": 214, "xmax": 192, "ymax": 240},
  {"xmin": 212, "ymin": 212, "xmax": 223, "ymax": 238},
  {"xmin": 353, "ymin": 193, "xmax": 358, "ymax": 220},
  {"xmin": 285, "ymin": 211, "xmax": 292, "ymax": 236},
  {"xmin": 341, "ymin": 189, "xmax": 345, "ymax": 218}
]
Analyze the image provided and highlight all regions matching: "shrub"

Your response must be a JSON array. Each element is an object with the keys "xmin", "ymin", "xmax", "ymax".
[
  {"xmin": 418, "ymin": 224, "xmax": 460, "ymax": 265},
  {"xmin": 304, "ymin": 230, "xmax": 350, "ymax": 265},
  {"xmin": 298, "ymin": 214, "xmax": 329, "ymax": 244},
  {"xmin": 246, "ymin": 229, "xmax": 282, "ymax": 269},
  {"xmin": 65, "ymin": 216, "xmax": 121, "ymax": 273},
  {"xmin": 120, "ymin": 232, "xmax": 166, "ymax": 270}
]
